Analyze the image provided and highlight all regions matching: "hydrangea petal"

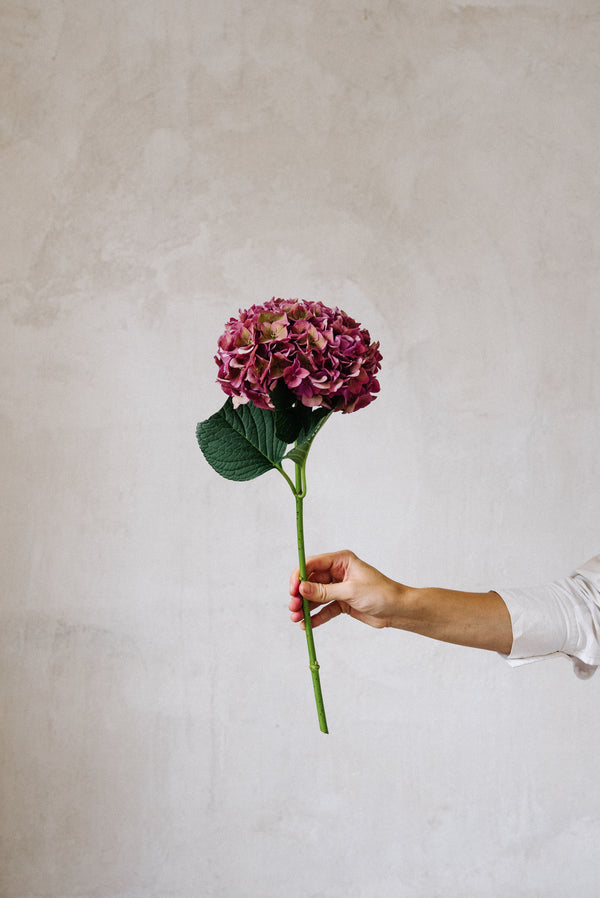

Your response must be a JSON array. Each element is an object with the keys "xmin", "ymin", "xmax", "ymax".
[{"xmin": 214, "ymin": 298, "xmax": 382, "ymax": 414}]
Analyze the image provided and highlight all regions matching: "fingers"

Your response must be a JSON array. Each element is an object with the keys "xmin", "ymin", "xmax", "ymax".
[
  {"xmin": 289, "ymin": 567, "xmax": 301, "ymax": 596},
  {"xmin": 288, "ymin": 578, "xmax": 349, "ymax": 625},
  {"xmin": 288, "ymin": 550, "xmax": 358, "ymax": 628},
  {"xmin": 305, "ymin": 551, "xmax": 355, "ymax": 583},
  {"xmin": 288, "ymin": 593, "xmax": 323, "ymax": 617},
  {"xmin": 308, "ymin": 602, "xmax": 345, "ymax": 628},
  {"xmin": 291, "ymin": 600, "xmax": 346, "ymax": 629},
  {"xmin": 289, "ymin": 550, "xmax": 356, "ymax": 597},
  {"xmin": 299, "ymin": 579, "xmax": 348, "ymax": 606},
  {"xmin": 289, "ymin": 567, "xmax": 333, "ymax": 598}
]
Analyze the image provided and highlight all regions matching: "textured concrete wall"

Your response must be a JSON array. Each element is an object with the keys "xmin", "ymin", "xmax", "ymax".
[{"xmin": 2, "ymin": 2, "xmax": 600, "ymax": 896}]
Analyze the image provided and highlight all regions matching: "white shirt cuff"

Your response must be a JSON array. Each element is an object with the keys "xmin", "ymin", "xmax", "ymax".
[{"xmin": 494, "ymin": 554, "xmax": 600, "ymax": 679}]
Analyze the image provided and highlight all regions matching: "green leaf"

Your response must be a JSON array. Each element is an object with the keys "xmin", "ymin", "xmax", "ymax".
[
  {"xmin": 269, "ymin": 383, "xmax": 308, "ymax": 443},
  {"xmin": 274, "ymin": 408, "xmax": 300, "ymax": 444},
  {"xmin": 269, "ymin": 381, "xmax": 295, "ymax": 410},
  {"xmin": 283, "ymin": 445, "xmax": 309, "ymax": 466},
  {"xmin": 284, "ymin": 409, "xmax": 332, "ymax": 466},
  {"xmin": 196, "ymin": 398, "xmax": 288, "ymax": 481},
  {"xmin": 269, "ymin": 383, "xmax": 331, "ymax": 445},
  {"xmin": 274, "ymin": 404, "xmax": 314, "ymax": 444},
  {"xmin": 295, "ymin": 406, "xmax": 331, "ymax": 445}
]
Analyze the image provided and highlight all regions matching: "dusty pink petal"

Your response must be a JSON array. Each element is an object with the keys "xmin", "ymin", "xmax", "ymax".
[
  {"xmin": 214, "ymin": 297, "xmax": 382, "ymax": 413},
  {"xmin": 283, "ymin": 359, "xmax": 310, "ymax": 389}
]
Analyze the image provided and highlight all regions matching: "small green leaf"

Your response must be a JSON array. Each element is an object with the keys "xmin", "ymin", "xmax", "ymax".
[
  {"xmin": 274, "ymin": 408, "xmax": 302, "ymax": 444},
  {"xmin": 269, "ymin": 383, "xmax": 331, "ymax": 445},
  {"xmin": 269, "ymin": 381, "xmax": 295, "ymax": 410},
  {"xmin": 295, "ymin": 406, "xmax": 331, "ymax": 445},
  {"xmin": 284, "ymin": 409, "xmax": 332, "ymax": 466},
  {"xmin": 270, "ymin": 383, "xmax": 311, "ymax": 443},
  {"xmin": 284, "ymin": 445, "xmax": 308, "ymax": 466},
  {"xmin": 274, "ymin": 404, "xmax": 316, "ymax": 444},
  {"xmin": 197, "ymin": 398, "xmax": 288, "ymax": 481}
]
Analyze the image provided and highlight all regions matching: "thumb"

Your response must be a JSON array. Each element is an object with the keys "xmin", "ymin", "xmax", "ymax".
[{"xmin": 299, "ymin": 580, "xmax": 341, "ymax": 605}]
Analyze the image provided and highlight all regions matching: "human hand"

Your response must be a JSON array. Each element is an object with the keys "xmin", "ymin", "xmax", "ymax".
[{"xmin": 289, "ymin": 550, "xmax": 403, "ymax": 630}]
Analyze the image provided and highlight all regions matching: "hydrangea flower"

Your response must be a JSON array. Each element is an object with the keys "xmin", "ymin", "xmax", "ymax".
[{"xmin": 215, "ymin": 298, "xmax": 382, "ymax": 414}]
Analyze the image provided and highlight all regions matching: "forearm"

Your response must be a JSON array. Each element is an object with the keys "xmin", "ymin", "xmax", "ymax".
[{"xmin": 390, "ymin": 584, "xmax": 513, "ymax": 655}]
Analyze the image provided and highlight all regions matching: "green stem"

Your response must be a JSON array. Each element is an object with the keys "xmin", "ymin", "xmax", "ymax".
[
  {"xmin": 295, "ymin": 460, "xmax": 329, "ymax": 734},
  {"xmin": 275, "ymin": 463, "xmax": 297, "ymax": 496}
]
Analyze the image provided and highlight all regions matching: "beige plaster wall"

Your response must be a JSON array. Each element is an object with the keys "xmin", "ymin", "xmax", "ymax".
[{"xmin": 2, "ymin": 2, "xmax": 600, "ymax": 895}]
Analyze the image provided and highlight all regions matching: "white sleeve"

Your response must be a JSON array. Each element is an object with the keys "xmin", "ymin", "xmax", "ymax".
[{"xmin": 494, "ymin": 554, "xmax": 600, "ymax": 679}]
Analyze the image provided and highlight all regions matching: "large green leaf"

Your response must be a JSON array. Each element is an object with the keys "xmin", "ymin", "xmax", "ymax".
[{"xmin": 196, "ymin": 398, "xmax": 288, "ymax": 481}]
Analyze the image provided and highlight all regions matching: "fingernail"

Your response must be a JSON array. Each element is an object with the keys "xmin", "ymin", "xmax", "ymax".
[{"xmin": 300, "ymin": 581, "xmax": 313, "ymax": 597}]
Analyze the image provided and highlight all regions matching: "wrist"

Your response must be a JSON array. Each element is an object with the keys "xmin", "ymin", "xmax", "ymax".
[{"xmin": 384, "ymin": 581, "xmax": 423, "ymax": 630}]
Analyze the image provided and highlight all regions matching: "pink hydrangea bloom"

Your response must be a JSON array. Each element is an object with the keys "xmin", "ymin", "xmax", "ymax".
[{"xmin": 215, "ymin": 298, "xmax": 382, "ymax": 414}]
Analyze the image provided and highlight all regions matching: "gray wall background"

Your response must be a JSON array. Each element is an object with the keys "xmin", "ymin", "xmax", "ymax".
[{"xmin": 2, "ymin": 2, "xmax": 600, "ymax": 896}]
